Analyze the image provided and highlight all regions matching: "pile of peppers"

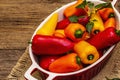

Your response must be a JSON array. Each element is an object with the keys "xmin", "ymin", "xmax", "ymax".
[{"xmin": 31, "ymin": 0, "xmax": 120, "ymax": 73}]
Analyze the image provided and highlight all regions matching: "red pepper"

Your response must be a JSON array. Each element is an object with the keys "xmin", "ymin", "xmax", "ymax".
[
  {"xmin": 78, "ymin": 15, "xmax": 90, "ymax": 26},
  {"xmin": 56, "ymin": 16, "xmax": 79, "ymax": 29},
  {"xmin": 56, "ymin": 18, "xmax": 70, "ymax": 29},
  {"xmin": 56, "ymin": 14, "xmax": 89, "ymax": 29},
  {"xmin": 31, "ymin": 35, "xmax": 74, "ymax": 55},
  {"xmin": 74, "ymin": 8, "xmax": 87, "ymax": 17},
  {"xmin": 39, "ymin": 55, "xmax": 60, "ymax": 70},
  {"xmin": 87, "ymin": 27, "xmax": 120, "ymax": 50}
]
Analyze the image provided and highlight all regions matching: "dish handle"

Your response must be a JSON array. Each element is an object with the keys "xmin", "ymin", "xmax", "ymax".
[
  {"xmin": 24, "ymin": 63, "xmax": 38, "ymax": 80},
  {"xmin": 46, "ymin": 74, "xmax": 57, "ymax": 80},
  {"xmin": 111, "ymin": 0, "xmax": 117, "ymax": 6}
]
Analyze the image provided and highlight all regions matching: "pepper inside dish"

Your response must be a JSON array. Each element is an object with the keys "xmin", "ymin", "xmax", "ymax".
[{"xmin": 30, "ymin": 0, "xmax": 120, "ymax": 73}]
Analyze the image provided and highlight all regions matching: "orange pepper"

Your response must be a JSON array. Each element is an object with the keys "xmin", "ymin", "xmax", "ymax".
[
  {"xmin": 49, "ymin": 53, "xmax": 83, "ymax": 73},
  {"xmin": 64, "ymin": 0, "xmax": 83, "ymax": 17},
  {"xmin": 98, "ymin": 8, "xmax": 114, "ymax": 21},
  {"xmin": 104, "ymin": 17, "xmax": 116, "ymax": 29},
  {"xmin": 74, "ymin": 40, "xmax": 99, "ymax": 64},
  {"xmin": 64, "ymin": 23, "xmax": 86, "ymax": 42},
  {"xmin": 53, "ymin": 29, "xmax": 66, "ymax": 38}
]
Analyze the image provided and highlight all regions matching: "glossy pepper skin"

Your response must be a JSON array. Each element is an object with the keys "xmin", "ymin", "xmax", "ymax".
[
  {"xmin": 64, "ymin": 0, "xmax": 83, "ymax": 17},
  {"xmin": 36, "ymin": 13, "xmax": 58, "ymax": 36},
  {"xmin": 98, "ymin": 8, "xmax": 114, "ymax": 21},
  {"xmin": 64, "ymin": 23, "xmax": 86, "ymax": 42},
  {"xmin": 74, "ymin": 40, "xmax": 99, "ymax": 64},
  {"xmin": 32, "ymin": 35, "xmax": 74, "ymax": 55},
  {"xmin": 88, "ymin": 27, "xmax": 120, "ymax": 50},
  {"xmin": 49, "ymin": 53, "xmax": 83, "ymax": 73},
  {"xmin": 104, "ymin": 17, "xmax": 116, "ymax": 29},
  {"xmin": 56, "ymin": 18, "xmax": 70, "ymax": 29},
  {"xmin": 90, "ymin": 12, "xmax": 105, "ymax": 35},
  {"xmin": 53, "ymin": 29, "xmax": 66, "ymax": 38},
  {"xmin": 39, "ymin": 55, "xmax": 60, "ymax": 70}
]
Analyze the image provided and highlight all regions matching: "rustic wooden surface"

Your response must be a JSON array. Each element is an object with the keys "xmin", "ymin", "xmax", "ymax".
[
  {"xmin": 0, "ymin": 0, "xmax": 74, "ymax": 80},
  {"xmin": 0, "ymin": 0, "xmax": 120, "ymax": 80}
]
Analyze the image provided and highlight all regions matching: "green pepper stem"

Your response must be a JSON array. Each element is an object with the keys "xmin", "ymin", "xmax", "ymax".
[
  {"xmin": 74, "ymin": 29, "xmax": 84, "ymax": 38},
  {"xmin": 76, "ymin": 56, "xmax": 81, "ymax": 65},
  {"xmin": 94, "ymin": 30, "xmax": 100, "ymax": 34},
  {"xmin": 87, "ymin": 54, "xmax": 94, "ymax": 60},
  {"xmin": 108, "ymin": 13, "xmax": 115, "ymax": 18},
  {"xmin": 115, "ymin": 30, "xmax": 120, "ymax": 36}
]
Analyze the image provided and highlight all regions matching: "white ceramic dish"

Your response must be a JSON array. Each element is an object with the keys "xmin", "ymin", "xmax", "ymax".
[{"xmin": 24, "ymin": 0, "xmax": 120, "ymax": 80}]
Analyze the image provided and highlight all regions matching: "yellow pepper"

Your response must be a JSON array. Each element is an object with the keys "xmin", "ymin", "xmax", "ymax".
[
  {"xmin": 36, "ymin": 13, "xmax": 58, "ymax": 36},
  {"xmin": 74, "ymin": 40, "xmax": 99, "ymax": 64},
  {"xmin": 90, "ymin": 12, "xmax": 105, "ymax": 35},
  {"xmin": 53, "ymin": 29, "xmax": 66, "ymax": 38}
]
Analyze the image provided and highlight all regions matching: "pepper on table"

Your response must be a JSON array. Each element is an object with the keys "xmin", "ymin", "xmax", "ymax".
[
  {"xmin": 74, "ymin": 40, "xmax": 99, "ymax": 64},
  {"xmin": 49, "ymin": 53, "xmax": 83, "ymax": 73},
  {"xmin": 88, "ymin": 27, "xmax": 120, "ymax": 50}
]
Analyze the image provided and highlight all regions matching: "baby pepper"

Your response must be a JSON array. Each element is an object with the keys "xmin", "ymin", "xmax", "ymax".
[
  {"xmin": 64, "ymin": 23, "xmax": 86, "ymax": 42},
  {"xmin": 53, "ymin": 29, "xmax": 66, "ymax": 38},
  {"xmin": 64, "ymin": 0, "xmax": 83, "ymax": 17},
  {"xmin": 89, "ymin": 12, "xmax": 105, "ymax": 35},
  {"xmin": 88, "ymin": 27, "xmax": 120, "ymax": 50},
  {"xmin": 56, "ymin": 18, "xmax": 70, "ymax": 29},
  {"xmin": 98, "ymin": 7, "xmax": 114, "ymax": 21},
  {"xmin": 104, "ymin": 17, "xmax": 116, "ymax": 29},
  {"xmin": 74, "ymin": 40, "xmax": 99, "ymax": 64},
  {"xmin": 31, "ymin": 35, "xmax": 74, "ymax": 55},
  {"xmin": 39, "ymin": 55, "xmax": 60, "ymax": 70},
  {"xmin": 36, "ymin": 13, "xmax": 58, "ymax": 36},
  {"xmin": 49, "ymin": 53, "xmax": 83, "ymax": 73}
]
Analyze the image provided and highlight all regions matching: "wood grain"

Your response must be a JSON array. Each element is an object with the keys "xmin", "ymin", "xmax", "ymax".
[
  {"xmin": 0, "ymin": 50, "xmax": 24, "ymax": 79},
  {"xmin": 0, "ymin": 0, "xmax": 73, "ymax": 79},
  {"xmin": 0, "ymin": 0, "xmax": 120, "ymax": 80}
]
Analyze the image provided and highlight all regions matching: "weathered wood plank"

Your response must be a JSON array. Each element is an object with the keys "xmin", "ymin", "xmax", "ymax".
[
  {"xmin": 0, "ymin": 49, "xmax": 24, "ymax": 79},
  {"xmin": 0, "ymin": 0, "xmax": 120, "ymax": 80},
  {"xmin": 0, "ymin": 27, "xmax": 35, "ymax": 49},
  {"xmin": 0, "ymin": 1, "xmax": 73, "ymax": 79},
  {"xmin": 0, "ymin": 0, "xmax": 73, "ymax": 49}
]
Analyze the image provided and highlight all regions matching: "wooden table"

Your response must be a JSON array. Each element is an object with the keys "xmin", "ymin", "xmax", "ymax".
[
  {"xmin": 0, "ymin": 0, "xmax": 120, "ymax": 80},
  {"xmin": 0, "ymin": 0, "xmax": 74, "ymax": 79}
]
